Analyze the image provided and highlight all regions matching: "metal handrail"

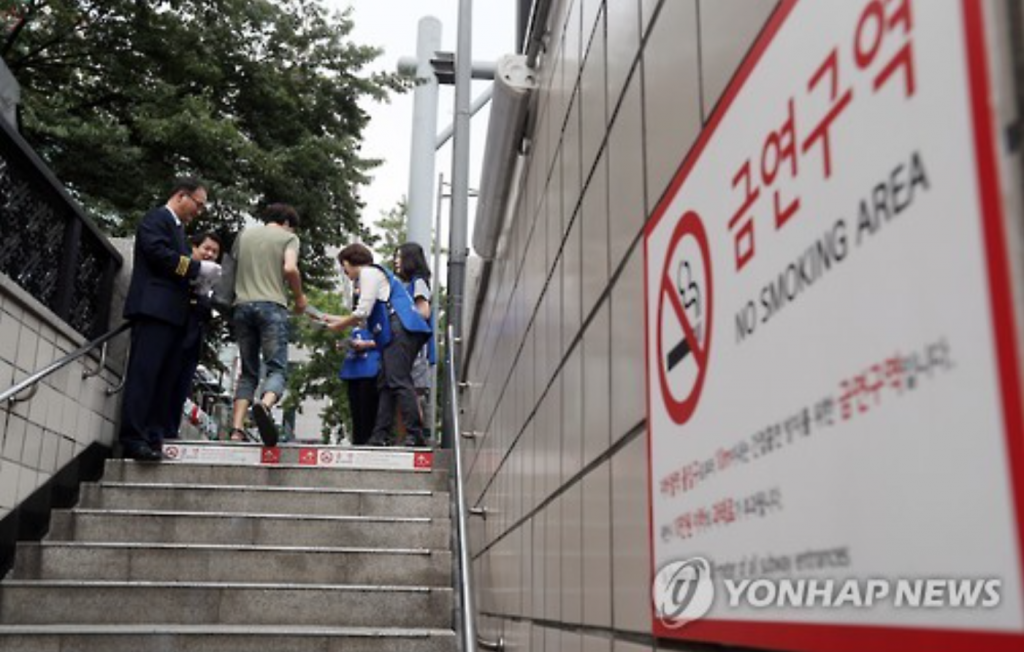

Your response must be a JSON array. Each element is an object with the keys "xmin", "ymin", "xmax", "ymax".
[
  {"xmin": 446, "ymin": 325, "xmax": 504, "ymax": 652},
  {"xmin": 0, "ymin": 321, "xmax": 131, "ymax": 404}
]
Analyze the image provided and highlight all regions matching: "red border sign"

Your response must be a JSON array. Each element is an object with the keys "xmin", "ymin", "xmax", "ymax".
[
  {"xmin": 656, "ymin": 212, "xmax": 713, "ymax": 425},
  {"xmin": 643, "ymin": 1, "xmax": 1024, "ymax": 650}
]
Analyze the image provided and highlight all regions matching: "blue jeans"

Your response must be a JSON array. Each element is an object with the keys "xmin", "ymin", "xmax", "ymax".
[{"xmin": 233, "ymin": 301, "xmax": 290, "ymax": 402}]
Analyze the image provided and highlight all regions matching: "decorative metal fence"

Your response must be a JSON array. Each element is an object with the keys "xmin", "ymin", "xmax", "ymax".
[{"xmin": 0, "ymin": 116, "xmax": 121, "ymax": 339}]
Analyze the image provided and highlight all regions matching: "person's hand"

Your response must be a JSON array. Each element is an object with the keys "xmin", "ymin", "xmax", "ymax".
[
  {"xmin": 323, "ymin": 313, "xmax": 347, "ymax": 332},
  {"xmin": 293, "ymin": 292, "xmax": 308, "ymax": 315},
  {"xmin": 350, "ymin": 339, "xmax": 373, "ymax": 351}
]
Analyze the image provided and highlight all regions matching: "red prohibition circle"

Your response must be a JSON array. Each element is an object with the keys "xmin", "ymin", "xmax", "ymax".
[{"xmin": 656, "ymin": 211, "xmax": 713, "ymax": 426}]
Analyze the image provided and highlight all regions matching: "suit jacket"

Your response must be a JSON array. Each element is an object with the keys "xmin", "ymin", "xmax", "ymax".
[{"xmin": 123, "ymin": 206, "xmax": 199, "ymax": 327}]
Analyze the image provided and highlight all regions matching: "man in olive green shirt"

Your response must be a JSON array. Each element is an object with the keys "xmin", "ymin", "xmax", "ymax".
[{"xmin": 230, "ymin": 203, "xmax": 307, "ymax": 445}]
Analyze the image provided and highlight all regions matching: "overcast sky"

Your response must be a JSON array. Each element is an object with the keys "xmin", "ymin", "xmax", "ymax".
[{"xmin": 324, "ymin": 0, "xmax": 517, "ymax": 245}]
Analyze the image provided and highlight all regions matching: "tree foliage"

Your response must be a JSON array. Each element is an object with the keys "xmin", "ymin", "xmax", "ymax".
[
  {"xmin": 283, "ymin": 285, "xmax": 349, "ymax": 433},
  {"xmin": 3, "ymin": 0, "xmax": 409, "ymax": 285},
  {"xmin": 361, "ymin": 196, "xmax": 407, "ymax": 266}
]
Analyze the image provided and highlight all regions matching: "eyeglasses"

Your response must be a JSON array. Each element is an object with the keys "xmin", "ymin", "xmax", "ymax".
[{"xmin": 186, "ymin": 193, "xmax": 207, "ymax": 213}]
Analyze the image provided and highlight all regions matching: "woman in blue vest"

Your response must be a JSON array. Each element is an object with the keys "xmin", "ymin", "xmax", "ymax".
[
  {"xmin": 324, "ymin": 243, "xmax": 432, "ymax": 447},
  {"xmin": 338, "ymin": 281, "xmax": 381, "ymax": 446},
  {"xmin": 394, "ymin": 243, "xmax": 436, "ymax": 442}
]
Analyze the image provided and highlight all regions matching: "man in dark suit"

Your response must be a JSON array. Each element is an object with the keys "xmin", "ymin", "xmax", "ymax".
[{"xmin": 119, "ymin": 178, "xmax": 221, "ymax": 461}]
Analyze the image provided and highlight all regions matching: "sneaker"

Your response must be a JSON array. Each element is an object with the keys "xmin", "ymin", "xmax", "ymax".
[{"xmin": 251, "ymin": 402, "xmax": 279, "ymax": 447}]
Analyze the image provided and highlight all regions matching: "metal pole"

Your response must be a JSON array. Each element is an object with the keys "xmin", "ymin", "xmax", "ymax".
[
  {"xmin": 448, "ymin": 0, "xmax": 472, "ymax": 399},
  {"xmin": 436, "ymin": 86, "xmax": 493, "ymax": 150},
  {"xmin": 430, "ymin": 172, "xmax": 444, "ymax": 446},
  {"xmin": 407, "ymin": 16, "xmax": 442, "ymax": 250}
]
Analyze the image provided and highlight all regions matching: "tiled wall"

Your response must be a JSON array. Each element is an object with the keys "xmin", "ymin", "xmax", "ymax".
[
  {"xmin": 0, "ymin": 237, "xmax": 130, "ymax": 518},
  {"xmin": 461, "ymin": 0, "xmax": 778, "ymax": 649}
]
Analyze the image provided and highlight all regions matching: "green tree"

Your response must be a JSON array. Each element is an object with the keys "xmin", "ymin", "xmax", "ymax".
[
  {"xmin": 283, "ymin": 285, "xmax": 349, "ymax": 434},
  {"xmin": 362, "ymin": 197, "xmax": 407, "ymax": 266},
  {"xmin": 3, "ymin": 0, "xmax": 409, "ymax": 285}
]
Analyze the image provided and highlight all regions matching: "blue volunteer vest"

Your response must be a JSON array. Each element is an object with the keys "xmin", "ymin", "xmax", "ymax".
[
  {"xmin": 366, "ymin": 265, "xmax": 431, "ymax": 349},
  {"xmin": 406, "ymin": 276, "xmax": 437, "ymax": 365},
  {"xmin": 338, "ymin": 327, "xmax": 380, "ymax": 380}
]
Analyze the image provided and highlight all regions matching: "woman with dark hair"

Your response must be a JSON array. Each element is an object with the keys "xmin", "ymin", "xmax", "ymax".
[
  {"xmin": 323, "ymin": 243, "xmax": 432, "ymax": 447},
  {"xmin": 394, "ymin": 243, "xmax": 436, "ymax": 443},
  {"xmin": 338, "ymin": 281, "xmax": 381, "ymax": 447},
  {"xmin": 167, "ymin": 232, "xmax": 221, "ymax": 439}
]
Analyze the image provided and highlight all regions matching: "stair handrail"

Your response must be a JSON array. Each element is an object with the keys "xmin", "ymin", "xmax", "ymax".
[
  {"xmin": 446, "ymin": 324, "xmax": 504, "ymax": 652},
  {"xmin": 0, "ymin": 321, "xmax": 131, "ymax": 404}
]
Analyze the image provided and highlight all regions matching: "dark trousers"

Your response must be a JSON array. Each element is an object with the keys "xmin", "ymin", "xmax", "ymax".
[
  {"xmin": 120, "ymin": 318, "xmax": 187, "ymax": 449},
  {"xmin": 165, "ymin": 314, "xmax": 204, "ymax": 439},
  {"xmin": 372, "ymin": 316, "xmax": 429, "ymax": 443},
  {"xmin": 347, "ymin": 377, "xmax": 379, "ymax": 446}
]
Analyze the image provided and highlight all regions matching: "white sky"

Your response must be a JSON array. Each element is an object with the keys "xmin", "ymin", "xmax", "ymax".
[{"xmin": 324, "ymin": 0, "xmax": 518, "ymax": 243}]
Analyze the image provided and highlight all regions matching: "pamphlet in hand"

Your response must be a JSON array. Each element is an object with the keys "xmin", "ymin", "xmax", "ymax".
[{"xmin": 304, "ymin": 304, "xmax": 327, "ymax": 328}]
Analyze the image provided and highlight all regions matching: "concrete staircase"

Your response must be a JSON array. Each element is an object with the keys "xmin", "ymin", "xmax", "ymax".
[{"xmin": 0, "ymin": 443, "xmax": 457, "ymax": 651}]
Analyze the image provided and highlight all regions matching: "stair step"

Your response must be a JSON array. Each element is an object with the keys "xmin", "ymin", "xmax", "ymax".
[
  {"xmin": 0, "ymin": 625, "xmax": 457, "ymax": 652},
  {"xmin": 103, "ymin": 459, "xmax": 449, "ymax": 491},
  {"xmin": 48, "ymin": 509, "xmax": 450, "ymax": 549},
  {"xmin": 0, "ymin": 581, "xmax": 453, "ymax": 628},
  {"xmin": 12, "ymin": 541, "xmax": 451, "ymax": 586},
  {"xmin": 80, "ymin": 482, "xmax": 449, "ymax": 517}
]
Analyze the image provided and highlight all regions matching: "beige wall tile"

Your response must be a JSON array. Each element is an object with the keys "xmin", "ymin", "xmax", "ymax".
[
  {"xmin": 610, "ymin": 249, "xmax": 645, "ymax": 439},
  {"xmin": 547, "ymin": 153, "xmax": 564, "ymax": 270},
  {"xmin": 0, "ymin": 459, "xmax": 18, "ymax": 510},
  {"xmin": 699, "ymin": 0, "xmax": 778, "ymax": 118},
  {"xmin": 21, "ymin": 422, "xmax": 42, "ymax": 470},
  {"xmin": 615, "ymin": 642, "xmax": 653, "ymax": 652},
  {"xmin": 611, "ymin": 431, "xmax": 652, "ymax": 634},
  {"xmin": 583, "ymin": 303, "xmax": 611, "ymax": 467},
  {"xmin": 16, "ymin": 465, "xmax": 36, "ymax": 501},
  {"xmin": 39, "ymin": 429, "xmax": 59, "ymax": 474},
  {"xmin": 563, "ymin": 0, "xmax": 584, "ymax": 106},
  {"xmin": 561, "ymin": 483, "xmax": 583, "ymax": 624},
  {"xmin": 640, "ymin": 0, "xmax": 659, "ymax": 37},
  {"xmin": 642, "ymin": 0, "xmax": 701, "ymax": 207},
  {"xmin": 607, "ymin": 73, "xmax": 646, "ymax": 272},
  {"xmin": 583, "ymin": 633, "xmax": 613, "ymax": 652},
  {"xmin": 560, "ymin": 630, "xmax": 583, "ymax": 652},
  {"xmin": 563, "ymin": 210, "xmax": 583, "ymax": 348},
  {"xmin": 2, "ymin": 414, "xmax": 26, "ymax": 461},
  {"xmin": 581, "ymin": 152, "xmax": 609, "ymax": 319},
  {"xmin": 582, "ymin": 462, "xmax": 613, "ymax": 628},
  {"xmin": 547, "ymin": 260, "xmax": 563, "ymax": 376},
  {"xmin": 582, "ymin": 0, "xmax": 603, "ymax": 50},
  {"xmin": 531, "ymin": 622, "xmax": 546, "ymax": 651},
  {"xmin": 533, "ymin": 514, "xmax": 546, "ymax": 619},
  {"xmin": 580, "ymin": 5, "xmax": 607, "ymax": 178},
  {"xmin": 606, "ymin": 0, "xmax": 640, "ymax": 109},
  {"xmin": 0, "ymin": 358, "xmax": 13, "ymax": 394},
  {"xmin": 15, "ymin": 326, "xmax": 38, "ymax": 372},
  {"xmin": 545, "ymin": 501, "xmax": 562, "ymax": 621},
  {"xmin": 0, "ymin": 309, "xmax": 20, "ymax": 364},
  {"xmin": 562, "ymin": 346, "xmax": 584, "ymax": 482}
]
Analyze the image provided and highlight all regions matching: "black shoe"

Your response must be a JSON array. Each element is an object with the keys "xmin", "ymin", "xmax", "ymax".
[
  {"xmin": 365, "ymin": 434, "xmax": 389, "ymax": 447},
  {"xmin": 251, "ymin": 402, "xmax": 278, "ymax": 447},
  {"xmin": 401, "ymin": 436, "xmax": 425, "ymax": 448},
  {"xmin": 123, "ymin": 443, "xmax": 162, "ymax": 463}
]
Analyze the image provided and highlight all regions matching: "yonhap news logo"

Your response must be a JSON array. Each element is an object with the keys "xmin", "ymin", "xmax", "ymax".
[
  {"xmin": 653, "ymin": 558, "xmax": 1003, "ymax": 628},
  {"xmin": 652, "ymin": 557, "xmax": 715, "ymax": 628}
]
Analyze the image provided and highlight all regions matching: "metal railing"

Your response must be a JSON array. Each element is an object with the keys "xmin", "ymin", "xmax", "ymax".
[
  {"xmin": 445, "ymin": 325, "xmax": 504, "ymax": 652},
  {"xmin": 0, "ymin": 114, "xmax": 122, "ymax": 339},
  {"xmin": 0, "ymin": 321, "xmax": 130, "ymax": 405}
]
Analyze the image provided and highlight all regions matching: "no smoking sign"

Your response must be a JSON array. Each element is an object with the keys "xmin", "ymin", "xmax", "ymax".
[{"xmin": 655, "ymin": 211, "xmax": 713, "ymax": 426}]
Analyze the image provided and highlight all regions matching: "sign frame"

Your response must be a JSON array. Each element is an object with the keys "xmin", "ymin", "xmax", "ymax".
[{"xmin": 642, "ymin": 1, "xmax": 1024, "ymax": 650}]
